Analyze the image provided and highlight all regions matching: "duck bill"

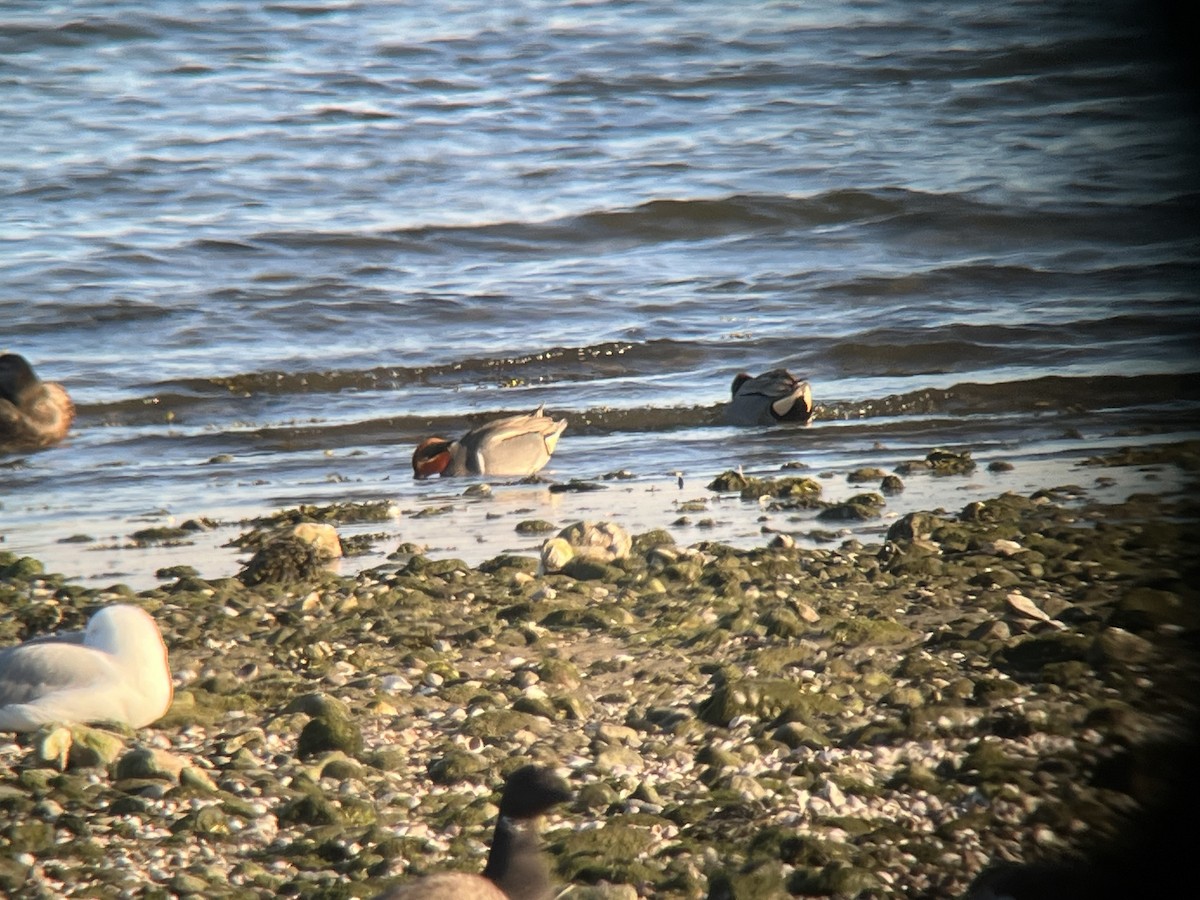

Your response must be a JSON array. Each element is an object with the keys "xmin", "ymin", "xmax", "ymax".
[{"xmin": 771, "ymin": 381, "xmax": 814, "ymax": 423}]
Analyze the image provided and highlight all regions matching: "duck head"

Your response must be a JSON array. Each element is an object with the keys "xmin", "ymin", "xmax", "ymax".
[
  {"xmin": 729, "ymin": 372, "xmax": 754, "ymax": 397},
  {"xmin": 497, "ymin": 764, "xmax": 572, "ymax": 819},
  {"xmin": 412, "ymin": 437, "xmax": 454, "ymax": 478},
  {"xmin": 773, "ymin": 379, "xmax": 813, "ymax": 422},
  {"xmin": 0, "ymin": 353, "xmax": 40, "ymax": 405}
]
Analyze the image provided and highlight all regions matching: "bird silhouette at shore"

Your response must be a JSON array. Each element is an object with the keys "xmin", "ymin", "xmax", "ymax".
[{"xmin": 375, "ymin": 764, "xmax": 571, "ymax": 900}]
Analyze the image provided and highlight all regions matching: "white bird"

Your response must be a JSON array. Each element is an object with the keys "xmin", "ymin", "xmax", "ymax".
[{"xmin": 0, "ymin": 605, "xmax": 173, "ymax": 731}]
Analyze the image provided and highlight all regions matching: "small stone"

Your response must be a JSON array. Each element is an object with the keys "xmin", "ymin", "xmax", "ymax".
[
  {"xmin": 595, "ymin": 723, "xmax": 639, "ymax": 746},
  {"xmin": 772, "ymin": 721, "xmax": 829, "ymax": 750},
  {"xmin": 180, "ymin": 767, "xmax": 218, "ymax": 792},
  {"xmin": 46, "ymin": 726, "xmax": 126, "ymax": 770},
  {"xmin": 847, "ymin": 467, "xmax": 887, "ymax": 484},
  {"xmin": 595, "ymin": 745, "xmax": 644, "ymax": 773},
  {"xmin": 818, "ymin": 779, "xmax": 846, "ymax": 807},
  {"xmin": 170, "ymin": 872, "xmax": 213, "ymax": 894},
  {"xmin": 969, "ymin": 620, "xmax": 1011, "ymax": 642},
  {"xmin": 1091, "ymin": 627, "xmax": 1154, "ymax": 667},
  {"xmin": 540, "ymin": 537, "xmax": 575, "ymax": 572},
  {"xmin": 516, "ymin": 519, "xmax": 557, "ymax": 535},
  {"xmin": 34, "ymin": 726, "xmax": 73, "ymax": 771},
  {"xmin": 988, "ymin": 539, "xmax": 1025, "ymax": 556},
  {"xmin": 115, "ymin": 748, "xmax": 188, "ymax": 781},
  {"xmin": 1005, "ymin": 592, "xmax": 1057, "ymax": 624},
  {"xmin": 296, "ymin": 712, "xmax": 363, "ymax": 760}
]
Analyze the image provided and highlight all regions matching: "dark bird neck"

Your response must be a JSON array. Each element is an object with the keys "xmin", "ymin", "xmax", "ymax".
[{"xmin": 482, "ymin": 815, "xmax": 551, "ymax": 900}]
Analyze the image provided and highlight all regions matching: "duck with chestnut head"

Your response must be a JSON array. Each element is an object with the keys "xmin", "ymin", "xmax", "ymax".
[{"xmin": 412, "ymin": 405, "xmax": 567, "ymax": 478}]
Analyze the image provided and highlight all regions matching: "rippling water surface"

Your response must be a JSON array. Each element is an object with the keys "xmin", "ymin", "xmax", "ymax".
[{"xmin": 2, "ymin": 1, "xmax": 1198, "ymax": 583}]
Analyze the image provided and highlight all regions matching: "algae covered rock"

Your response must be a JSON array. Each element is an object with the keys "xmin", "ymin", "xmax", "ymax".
[
  {"xmin": 887, "ymin": 511, "xmax": 952, "ymax": 543},
  {"xmin": 927, "ymin": 447, "xmax": 977, "ymax": 475},
  {"xmin": 708, "ymin": 470, "xmax": 822, "ymax": 504},
  {"xmin": 296, "ymin": 714, "xmax": 363, "ymax": 759},
  {"xmin": 1111, "ymin": 586, "xmax": 1199, "ymax": 631},
  {"xmin": 817, "ymin": 492, "xmax": 885, "ymax": 522},
  {"xmin": 555, "ymin": 820, "xmax": 660, "ymax": 886},
  {"xmin": 427, "ymin": 748, "xmax": 489, "ymax": 784},
  {"xmin": 115, "ymin": 747, "xmax": 190, "ymax": 781},
  {"xmin": 698, "ymin": 678, "xmax": 842, "ymax": 727},
  {"xmin": 516, "ymin": 519, "xmax": 557, "ymax": 535},
  {"xmin": 238, "ymin": 536, "xmax": 330, "ymax": 586},
  {"xmin": 33, "ymin": 724, "xmax": 126, "ymax": 771},
  {"xmin": 708, "ymin": 860, "xmax": 790, "ymax": 899},
  {"xmin": 288, "ymin": 693, "xmax": 364, "ymax": 760},
  {"xmin": 897, "ymin": 447, "xmax": 977, "ymax": 476}
]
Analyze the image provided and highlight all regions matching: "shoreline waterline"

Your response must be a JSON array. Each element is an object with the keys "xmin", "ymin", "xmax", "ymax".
[
  {"xmin": 4, "ymin": 432, "xmax": 1195, "ymax": 590},
  {"xmin": 0, "ymin": 446, "xmax": 1197, "ymax": 897}
]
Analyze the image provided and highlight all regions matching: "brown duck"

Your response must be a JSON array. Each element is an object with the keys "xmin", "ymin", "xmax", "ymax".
[
  {"xmin": 412, "ymin": 405, "xmax": 567, "ymax": 478},
  {"xmin": 375, "ymin": 764, "xmax": 571, "ymax": 900},
  {"xmin": 0, "ymin": 353, "xmax": 75, "ymax": 452}
]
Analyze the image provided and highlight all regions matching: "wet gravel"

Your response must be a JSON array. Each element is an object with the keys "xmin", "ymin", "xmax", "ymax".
[{"xmin": 1, "ymin": 447, "xmax": 1198, "ymax": 899}]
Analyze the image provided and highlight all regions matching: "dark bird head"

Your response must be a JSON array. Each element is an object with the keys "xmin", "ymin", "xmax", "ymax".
[
  {"xmin": 0, "ymin": 353, "xmax": 40, "ymax": 404},
  {"xmin": 497, "ymin": 764, "xmax": 572, "ymax": 820}
]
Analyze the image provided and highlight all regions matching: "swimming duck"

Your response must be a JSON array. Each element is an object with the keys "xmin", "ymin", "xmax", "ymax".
[
  {"xmin": 0, "ymin": 353, "xmax": 75, "ymax": 452},
  {"xmin": 375, "ymin": 764, "xmax": 571, "ymax": 900},
  {"xmin": 0, "ymin": 604, "xmax": 173, "ymax": 732},
  {"xmin": 723, "ymin": 368, "xmax": 814, "ymax": 426},
  {"xmin": 412, "ymin": 406, "xmax": 568, "ymax": 478}
]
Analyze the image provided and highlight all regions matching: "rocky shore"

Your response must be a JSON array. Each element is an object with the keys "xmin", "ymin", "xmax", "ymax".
[{"xmin": 1, "ymin": 447, "xmax": 1198, "ymax": 899}]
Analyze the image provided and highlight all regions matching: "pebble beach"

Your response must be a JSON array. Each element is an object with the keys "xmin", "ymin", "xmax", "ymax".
[{"xmin": 2, "ymin": 438, "xmax": 1197, "ymax": 899}]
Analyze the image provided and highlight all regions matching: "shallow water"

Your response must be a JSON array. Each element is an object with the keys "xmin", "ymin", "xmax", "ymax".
[{"xmin": 2, "ymin": 1, "xmax": 1198, "ymax": 584}]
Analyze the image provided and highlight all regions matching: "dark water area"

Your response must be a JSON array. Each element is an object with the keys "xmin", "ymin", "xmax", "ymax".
[{"xmin": 2, "ymin": 1, "xmax": 1199, "ymax": 583}]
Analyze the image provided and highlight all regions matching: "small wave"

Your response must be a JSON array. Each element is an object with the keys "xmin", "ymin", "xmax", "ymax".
[
  {"xmin": 193, "ymin": 239, "xmax": 265, "ymax": 254},
  {"xmin": 818, "ymin": 372, "xmax": 1200, "ymax": 421},
  {"xmin": 77, "ymin": 364, "xmax": 1200, "ymax": 444},
  {"xmin": 141, "ymin": 339, "xmax": 712, "ymax": 398},
  {"xmin": 0, "ymin": 18, "xmax": 157, "ymax": 51},
  {"xmin": 241, "ymin": 188, "xmax": 1002, "ymax": 255}
]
